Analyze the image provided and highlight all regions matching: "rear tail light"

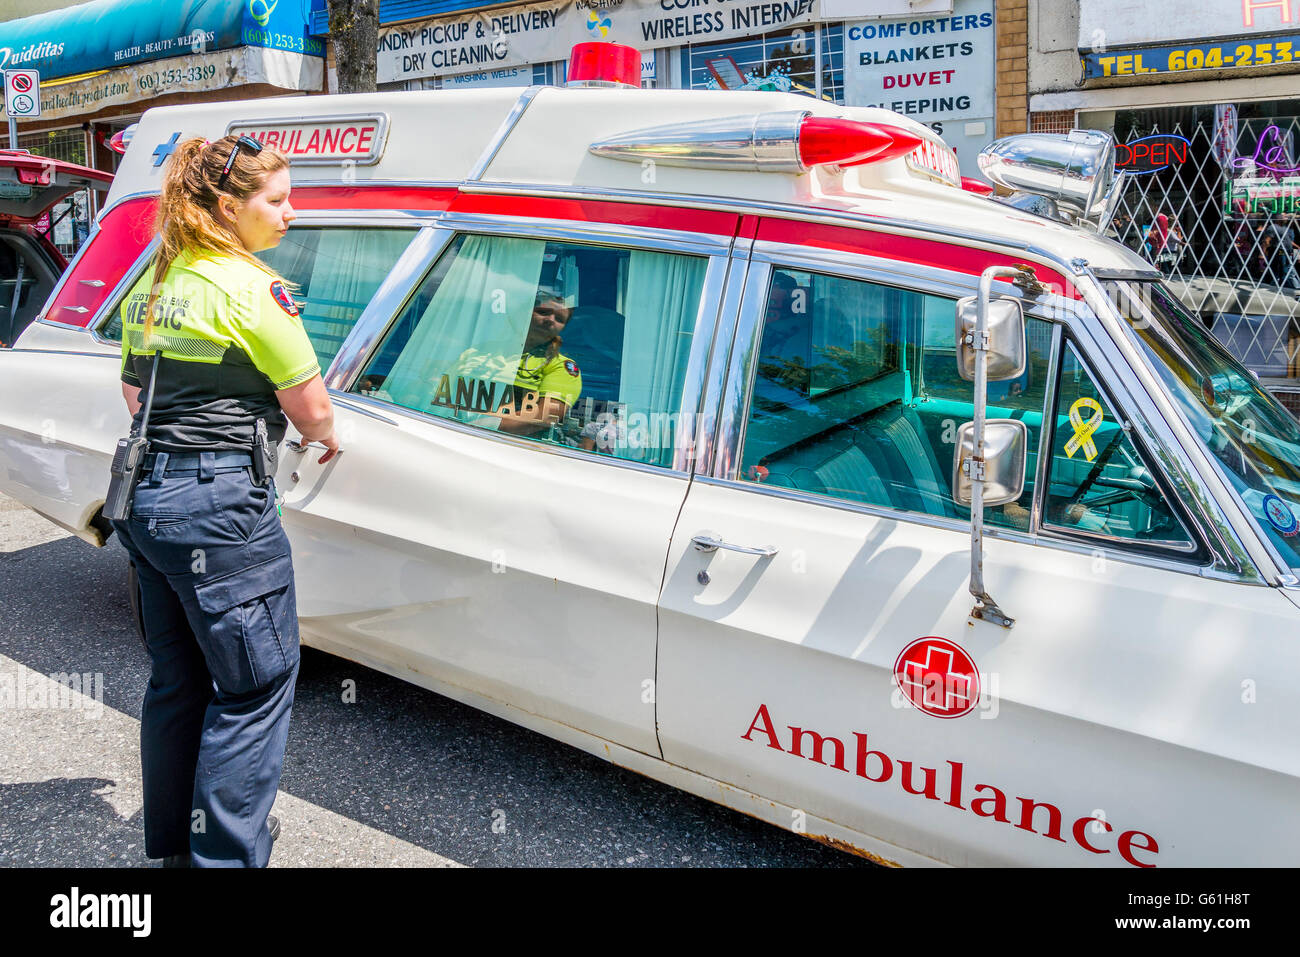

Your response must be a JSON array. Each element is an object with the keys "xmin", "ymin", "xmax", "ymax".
[
  {"xmin": 590, "ymin": 110, "xmax": 933, "ymax": 174},
  {"xmin": 567, "ymin": 41, "xmax": 640, "ymax": 88},
  {"xmin": 797, "ymin": 117, "xmax": 923, "ymax": 169}
]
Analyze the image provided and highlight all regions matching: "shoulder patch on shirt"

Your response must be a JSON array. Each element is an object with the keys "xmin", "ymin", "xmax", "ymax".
[
  {"xmin": 564, "ymin": 360, "xmax": 579, "ymax": 377},
  {"xmin": 269, "ymin": 281, "xmax": 299, "ymax": 317}
]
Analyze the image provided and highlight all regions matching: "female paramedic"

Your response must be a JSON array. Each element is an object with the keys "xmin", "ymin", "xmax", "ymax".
[{"xmin": 111, "ymin": 134, "xmax": 339, "ymax": 867}]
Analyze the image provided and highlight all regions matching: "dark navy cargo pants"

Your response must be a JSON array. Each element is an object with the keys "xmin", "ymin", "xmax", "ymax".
[{"xmin": 112, "ymin": 450, "xmax": 299, "ymax": 868}]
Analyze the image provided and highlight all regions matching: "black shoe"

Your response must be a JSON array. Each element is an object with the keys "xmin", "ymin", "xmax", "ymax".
[
  {"xmin": 162, "ymin": 853, "xmax": 191, "ymax": 868},
  {"xmin": 268, "ymin": 814, "xmax": 281, "ymax": 843}
]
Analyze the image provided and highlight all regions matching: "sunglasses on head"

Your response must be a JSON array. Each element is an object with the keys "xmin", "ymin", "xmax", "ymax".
[{"xmin": 217, "ymin": 135, "xmax": 264, "ymax": 188}]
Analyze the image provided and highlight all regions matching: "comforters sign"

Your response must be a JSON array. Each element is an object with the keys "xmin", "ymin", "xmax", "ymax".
[
  {"xmin": 377, "ymin": 0, "xmax": 820, "ymax": 82},
  {"xmin": 843, "ymin": 0, "xmax": 995, "ymax": 122}
]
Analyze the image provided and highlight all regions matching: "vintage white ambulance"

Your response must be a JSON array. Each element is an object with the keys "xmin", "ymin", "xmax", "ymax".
[{"xmin": 3, "ymin": 42, "xmax": 1299, "ymax": 867}]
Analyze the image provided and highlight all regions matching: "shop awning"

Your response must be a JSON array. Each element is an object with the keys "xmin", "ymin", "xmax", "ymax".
[{"xmin": 0, "ymin": 0, "xmax": 326, "ymax": 83}]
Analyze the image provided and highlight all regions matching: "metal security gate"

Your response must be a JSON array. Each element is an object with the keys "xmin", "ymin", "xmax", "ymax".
[{"xmin": 1103, "ymin": 105, "xmax": 1300, "ymax": 417}]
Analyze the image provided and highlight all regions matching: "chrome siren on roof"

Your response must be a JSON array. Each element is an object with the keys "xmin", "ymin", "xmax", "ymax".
[{"xmin": 978, "ymin": 129, "xmax": 1126, "ymax": 231}]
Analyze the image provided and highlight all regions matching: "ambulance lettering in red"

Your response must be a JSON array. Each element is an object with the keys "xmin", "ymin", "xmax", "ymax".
[
  {"xmin": 741, "ymin": 703, "xmax": 1160, "ymax": 867},
  {"xmin": 232, "ymin": 119, "xmax": 384, "ymax": 162}
]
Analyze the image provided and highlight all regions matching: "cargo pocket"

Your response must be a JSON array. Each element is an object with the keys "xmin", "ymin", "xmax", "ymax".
[{"xmin": 194, "ymin": 553, "xmax": 299, "ymax": 695}]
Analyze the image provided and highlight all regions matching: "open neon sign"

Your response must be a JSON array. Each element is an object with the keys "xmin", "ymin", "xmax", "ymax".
[
  {"xmin": 1231, "ymin": 124, "xmax": 1300, "ymax": 176},
  {"xmin": 1115, "ymin": 134, "xmax": 1191, "ymax": 174}
]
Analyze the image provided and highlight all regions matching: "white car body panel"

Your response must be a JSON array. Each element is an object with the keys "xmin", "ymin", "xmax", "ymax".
[
  {"xmin": 658, "ymin": 480, "xmax": 1300, "ymax": 867},
  {"xmin": 275, "ymin": 398, "xmax": 678, "ymax": 756}
]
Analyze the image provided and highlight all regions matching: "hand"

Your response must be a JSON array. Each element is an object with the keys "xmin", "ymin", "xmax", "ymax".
[{"xmin": 318, "ymin": 431, "xmax": 341, "ymax": 464}]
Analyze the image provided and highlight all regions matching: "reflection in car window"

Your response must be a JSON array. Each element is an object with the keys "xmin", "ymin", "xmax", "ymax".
[
  {"xmin": 353, "ymin": 234, "xmax": 708, "ymax": 468},
  {"xmin": 1043, "ymin": 342, "xmax": 1194, "ymax": 547},
  {"xmin": 740, "ymin": 267, "xmax": 1050, "ymax": 529},
  {"xmin": 100, "ymin": 227, "xmax": 415, "ymax": 373}
]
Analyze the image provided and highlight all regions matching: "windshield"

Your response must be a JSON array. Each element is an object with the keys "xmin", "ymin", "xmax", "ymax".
[{"xmin": 1100, "ymin": 280, "xmax": 1300, "ymax": 575}]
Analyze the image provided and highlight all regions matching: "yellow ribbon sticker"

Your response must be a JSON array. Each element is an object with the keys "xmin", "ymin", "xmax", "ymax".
[{"xmin": 1064, "ymin": 397, "xmax": 1105, "ymax": 461}]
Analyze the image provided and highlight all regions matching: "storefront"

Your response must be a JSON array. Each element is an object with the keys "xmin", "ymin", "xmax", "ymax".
[
  {"xmin": 1, "ymin": 0, "xmax": 325, "ymax": 257},
  {"xmin": 1030, "ymin": 0, "xmax": 1300, "ymax": 412},
  {"xmin": 348, "ymin": 0, "xmax": 997, "ymax": 175}
]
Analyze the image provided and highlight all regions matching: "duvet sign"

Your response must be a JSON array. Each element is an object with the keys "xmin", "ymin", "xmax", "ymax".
[{"xmin": 740, "ymin": 703, "xmax": 1161, "ymax": 866}]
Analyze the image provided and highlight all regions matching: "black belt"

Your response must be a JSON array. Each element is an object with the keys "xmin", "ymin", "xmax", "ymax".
[{"xmin": 141, "ymin": 450, "xmax": 255, "ymax": 479}]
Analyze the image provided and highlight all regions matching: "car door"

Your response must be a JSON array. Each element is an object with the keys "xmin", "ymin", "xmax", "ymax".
[
  {"xmin": 656, "ymin": 228, "xmax": 1300, "ymax": 866},
  {"xmin": 277, "ymin": 214, "xmax": 737, "ymax": 757}
]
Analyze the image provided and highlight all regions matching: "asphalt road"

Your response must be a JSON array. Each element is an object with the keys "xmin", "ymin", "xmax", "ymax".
[{"xmin": 0, "ymin": 492, "xmax": 869, "ymax": 868}]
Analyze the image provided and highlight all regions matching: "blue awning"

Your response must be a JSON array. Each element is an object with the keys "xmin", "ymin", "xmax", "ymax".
[{"xmin": 0, "ymin": 0, "xmax": 326, "ymax": 82}]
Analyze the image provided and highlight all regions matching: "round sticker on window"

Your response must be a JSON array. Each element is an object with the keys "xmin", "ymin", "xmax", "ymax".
[
  {"xmin": 269, "ymin": 281, "xmax": 299, "ymax": 317},
  {"xmin": 1262, "ymin": 494, "xmax": 1299, "ymax": 537}
]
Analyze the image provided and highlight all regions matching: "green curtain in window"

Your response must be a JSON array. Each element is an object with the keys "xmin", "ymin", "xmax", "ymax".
[
  {"xmin": 383, "ymin": 235, "xmax": 546, "ymax": 423},
  {"xmin": 299, "ymin": 230, "xmax": 413, "ymax": 372},
  {"xmin": 619, "ymin": 250, "xmax": 706, "ymax": 466}
]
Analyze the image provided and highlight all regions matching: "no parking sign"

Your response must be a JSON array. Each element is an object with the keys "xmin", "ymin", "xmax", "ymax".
[{"xmin": 4, "ymin": 70, "xmax": 41, "ymax": 118}]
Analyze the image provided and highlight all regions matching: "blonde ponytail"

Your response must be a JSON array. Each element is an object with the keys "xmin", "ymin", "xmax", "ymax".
[{"xmin": 143, "ymin": 134, "xmax": 290, "ymax": 344}]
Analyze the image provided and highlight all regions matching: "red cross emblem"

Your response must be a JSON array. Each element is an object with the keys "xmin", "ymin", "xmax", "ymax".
[{"xmin": 893, "ymin": 637, "xmax": 980, "ymax": 719}]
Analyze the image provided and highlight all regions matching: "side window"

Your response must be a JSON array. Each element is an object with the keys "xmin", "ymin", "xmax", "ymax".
[
  {"xmin": 918, "ymin": 306, "xmax": 1054, "ymax": 531},
  {"xmin": 352, "ymin": 233, "xmax": 708, "ymax": 468},
  {"xmin": 739, "ymin": 267, "xmax": 1049, "ymax": 527},
  {"xmin": 256, "ymin": 228, "xmax": 415, "ymax": 372},
  {"xmin": 1043, "ymin": 342, "xmax": 1195, "ymax": 548},
  {"xmin": 101, "ymin": 227, "xmax": 415, "ymax": 374}
]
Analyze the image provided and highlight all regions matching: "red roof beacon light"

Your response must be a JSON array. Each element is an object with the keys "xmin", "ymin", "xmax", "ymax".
[
  {"xmin": 567, "ymin": 42, "xmax": 641, "ymax": 88},
  {"xmin": 797, "ymin": 116, "xmax": 923, "ymax": 169},
  {"xmin": 107, "ymin": 124, "xmax": 137, "ymax": 155},
  {"xmin": 961, "ymin": 176, "xmax": 995, "ymax": 196}
]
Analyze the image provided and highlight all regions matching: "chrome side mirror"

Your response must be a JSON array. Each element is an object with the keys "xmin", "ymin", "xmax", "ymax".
[
  {"xmin": 977, "ymin": 129, "xmax": 1118, "ymax": 228},
  {"xmin": 952, "ymin": 419, "xmax": 1028, "ymax": 507},
  {"xmin": 956, "ymin": 295, "xmax": 1026, "ymax": 382}
]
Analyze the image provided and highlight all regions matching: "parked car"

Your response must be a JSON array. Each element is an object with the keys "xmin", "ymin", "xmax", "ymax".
[
  {"xmin": 2, "ymin": 43, "xmax": 1299, "ymax": 867},
  {"xmin": 0, "ymin": 150, "xmax": 112, "ymax": 347}
]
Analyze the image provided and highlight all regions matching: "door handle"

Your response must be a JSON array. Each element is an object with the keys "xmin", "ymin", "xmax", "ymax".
[
  {"xmin": 286, "ymin": 438, "xmax": 329, "ymax": 453},
  {"xmin": 691, "ymin": 534, "xmax": 778, "ymax": 557}
]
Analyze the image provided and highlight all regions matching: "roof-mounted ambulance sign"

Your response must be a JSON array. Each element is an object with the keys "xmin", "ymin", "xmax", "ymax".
[
  {"xmin": 226, "ymin": 114, "xmax": 390, "ymax": 166},
  {"xmin": 906, "ymin": 137, "xmax": 961, "ymax": 188}
]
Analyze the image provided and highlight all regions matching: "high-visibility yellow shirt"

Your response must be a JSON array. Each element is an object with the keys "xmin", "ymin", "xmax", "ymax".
[{"xmin": 119, "ymin": 249, "xmax": 320, "ymax": 451}]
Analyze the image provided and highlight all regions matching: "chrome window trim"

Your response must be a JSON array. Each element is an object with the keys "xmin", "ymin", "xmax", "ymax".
[
  {"xmin": 1089, "ymin": 267, "xmax": 1163, "ymax": 281},
  {"xmin": 334, "ymin": 390, "xmax": 696, "ymax": 480},
  {"xmin": 1028, "ymin": 322, "xmax": 1064, "ymax": 535},
  {"xmin": 694, "ymin": 241, "xmax": 752, "ymax": 477},
  {"xmin": 326, "ymin": 391, "xmax": 400, "ymax": 425},
  {"xmin": 672, "ymin": 255, "xmax": 732, "ymax": 473},
  {"xmin": 709, "ymin": 259, "xmax": 770, "ymax": 480},
  {"xmin": 326, "ymin": 226, "xmax": 455, "ymax": 390},
  {"xmin": 466, "ymin": 86, "xmax": 544, "ymax": 182},
  {"xmin": 692, "ymin": 474, "xmax": 1246, "ymax": 582},
  {"xmin": 89, "ymin": 188, "xmax": 157, "ymax": 226},
  {"xmin": 430, "ymin": 212, "xmax": 733, "ymax": 256},
  {"xmin": 7, "ymin": 347, "xmax": 119, "ymax": 359},
  {"xmin": 278, "ymin": 179, "xmax": 462, "ymax": 190},
  {"xmin": 706, "ymin": 249, "xmax": 1261, "ymax": 581},
  {"xmin": 86, "ymin": 237, "xmax": 161, "ymax": 347},
  {"xmin": 281, "ymin": 210, "xmax": 439, "ymax": 226},
  {"xmin": 1077, "ymin": 272, "xmax": 1295, "ymax": 584}
]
